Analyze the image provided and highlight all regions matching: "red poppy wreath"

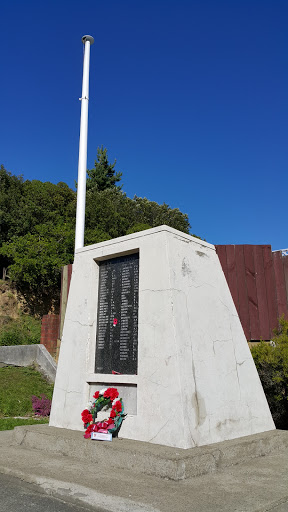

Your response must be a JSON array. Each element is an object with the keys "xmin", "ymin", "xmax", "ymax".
[{"xmin": 81, "ymin": 387, "xmax": 125, "ymax": 439}]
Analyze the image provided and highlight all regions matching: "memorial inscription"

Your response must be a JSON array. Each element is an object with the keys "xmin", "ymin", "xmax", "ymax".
[{"xmin": 95, "ymin": 253, "xmax": 139, "ymax": 374}]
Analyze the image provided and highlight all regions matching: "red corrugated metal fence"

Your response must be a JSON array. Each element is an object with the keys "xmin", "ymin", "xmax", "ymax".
[{"xmin": 216, "ymin": 245, "xmax": 288, "ymax": 340}]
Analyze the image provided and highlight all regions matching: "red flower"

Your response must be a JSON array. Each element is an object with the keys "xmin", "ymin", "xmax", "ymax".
[
  {"xmin": 93, "ymin": 391, "xmax": 100, "ymax": 399},
  {"xmin": 81, "ymin": 409, "xmax": 92, "ymax": 424},
  {"xmin": 83, "ymin": 424, "xmax": 94, "ymax": 439},
  {"xmin": 112, "ymin": 400, "xmax": 122, "ymax": 412},
  {"xmin": 103, "ymin": 387, "xmax": 119, "ymax": 401},
  {"xmin": 110, "ymin": 409, "xmax": 116, "ymax": 418},
  {"xmin": 81, "ymin": 409, "xmax": 89, "ymax": 419}
]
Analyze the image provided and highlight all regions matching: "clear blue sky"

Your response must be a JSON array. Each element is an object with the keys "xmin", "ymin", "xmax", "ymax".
[{"xmin": 1, "ymin": 0, "xmax": 287, "ymax": 249}]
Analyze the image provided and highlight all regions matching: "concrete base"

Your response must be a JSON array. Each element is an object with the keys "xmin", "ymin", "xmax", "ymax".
[{"xmin": 13, "ymin": 425, "xmax": 288, "ymax": 481}]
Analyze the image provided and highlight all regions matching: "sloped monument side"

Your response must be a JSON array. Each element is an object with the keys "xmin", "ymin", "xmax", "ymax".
[{"xmin": 49, "ymin": 226, "xmax": 275, "ymax": 449}]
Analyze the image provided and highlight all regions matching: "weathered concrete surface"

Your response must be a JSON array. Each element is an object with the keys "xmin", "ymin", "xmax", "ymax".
[
  {"xmin": 1, "ymin": 427, "xmax": 288, "ymax": 512},
  {"xmin": 0, "ymin": 344, "xmax": 56, "ymax": 382},
  {"xmin": 13, "ymin": 425, "xmax": 288, "ymax": 481}
]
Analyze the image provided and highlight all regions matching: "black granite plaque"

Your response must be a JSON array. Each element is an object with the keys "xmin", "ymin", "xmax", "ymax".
[{"xmin": 95, "ymin": 253, "xmax": 139, "ymax": 375}]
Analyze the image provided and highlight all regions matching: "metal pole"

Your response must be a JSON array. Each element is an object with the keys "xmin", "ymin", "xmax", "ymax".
[{"xmin": 74, "ymin": 35, "xmax": 94, "ymax": 252}]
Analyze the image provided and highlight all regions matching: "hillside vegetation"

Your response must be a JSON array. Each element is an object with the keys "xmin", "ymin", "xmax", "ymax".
[{"xmin": 0, "ymin": 280, "xmax": 41, "ymax": 345}]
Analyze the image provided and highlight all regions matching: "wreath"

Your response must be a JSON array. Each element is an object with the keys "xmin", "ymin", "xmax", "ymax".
[{"xmin": 81, "ymin": 387, "xmax": 125, "ymax": 439}]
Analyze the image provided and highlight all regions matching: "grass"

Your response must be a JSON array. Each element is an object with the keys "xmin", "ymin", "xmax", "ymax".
[
  {"xmin": 0, "ymin": 366, "xmax": 53, "ymax": 427},
  {"xmin": 0, "ymin": 417, "xmax": 49, "ymax": 431}
]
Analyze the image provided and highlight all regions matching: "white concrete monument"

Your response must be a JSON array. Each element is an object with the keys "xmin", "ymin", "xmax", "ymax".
[{"xmin": 50, "ymin": 226, "xmax": 275, "ymax": 449}]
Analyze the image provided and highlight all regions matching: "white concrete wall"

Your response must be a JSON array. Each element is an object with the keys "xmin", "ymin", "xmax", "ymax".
[{"xmin": 50, "ymin": 226, "xmax": 275, "ymax": 449}]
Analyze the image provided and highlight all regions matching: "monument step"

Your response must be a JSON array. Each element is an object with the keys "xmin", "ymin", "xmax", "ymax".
[{"xmin": 13, "ymin": 425, "xmax": 288, "ymax": 481}]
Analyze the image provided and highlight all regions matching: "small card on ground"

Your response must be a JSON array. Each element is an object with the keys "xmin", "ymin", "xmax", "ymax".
[{"xmin": 91, "ymin": 432, "xmax": 112, "ymax": 441}]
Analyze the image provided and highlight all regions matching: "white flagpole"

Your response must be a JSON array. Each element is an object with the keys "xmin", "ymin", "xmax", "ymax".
[{"xmin": 74, "ymin": 35, "xmax": 94, "ymax": 252}]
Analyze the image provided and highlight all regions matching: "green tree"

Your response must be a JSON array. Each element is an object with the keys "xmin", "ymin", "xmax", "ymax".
[
  {"xmin": 85, "ymin": 190, "xmax": 191, "ymax": 239},
  {"xmin": 87, "ymin": 146, "xmax": 122, "ymax": 191},
  {"xmin": 126, "ymin": 223, "xmax": 152, "ymax": 235},
  {"xmin": 0, "ymin": 167, "xmax": 76, "ymax": 243},
  {"xmin": 84, "ymin": 227, "xmax": 111, "ymax": 246},
  {"xmin": 0, "ymin": 167, "xmax": 77, "ymax": 302},
  {"xmin": 85, "ymin": 188, "xmax": 134, "ymax": 238},
  {"xmin": 0, "ymin": 165, "xmax": 24, "ymax": 245},
  {"xmin": 17, "ymin": 179, "xmax": 76, "ymax": 236},
  {"xmin": 1, "ymin": 153, "xmax": 195, "ymax": 314},
  {"xmin": 0, "ymin": 222, "xmax": 75, "ymax": 314},
  {"xmin": 130, "ymin": 196, "xmax": 190, "ymax": 234}
]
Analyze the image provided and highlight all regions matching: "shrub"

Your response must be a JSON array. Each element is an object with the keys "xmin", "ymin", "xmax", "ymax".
[
  {"xmin": 31, "ymin": 394, "xmax": 52, "ymax": 416},
  {"xmin": 251, "ymin": 316, "xmax": 288, "ymax": 429},
  {"xmin": 0, "ymin": 326, "xmax": 25, "ymax": 346},
  {"xmin": 0, "ymin": 314, "xmax": 41, "ymax": 346}
]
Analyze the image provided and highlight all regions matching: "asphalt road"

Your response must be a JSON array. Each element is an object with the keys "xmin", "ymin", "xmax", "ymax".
[{"xmin": 0, "ymin": 473, "xmax": 109, "ymax": 512}]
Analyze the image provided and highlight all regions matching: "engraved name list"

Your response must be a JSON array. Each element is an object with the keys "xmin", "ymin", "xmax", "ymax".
[{"xmin": 95, "ymin": 253, "xmax": 139, "ymax": 374}]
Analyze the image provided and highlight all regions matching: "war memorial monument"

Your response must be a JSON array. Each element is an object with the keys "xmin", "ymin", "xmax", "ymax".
[{"xmin": 50, "ymin": 225, "xmax": 275, "ymax": 449}]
